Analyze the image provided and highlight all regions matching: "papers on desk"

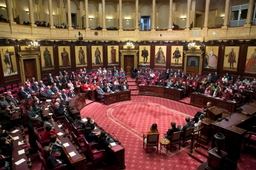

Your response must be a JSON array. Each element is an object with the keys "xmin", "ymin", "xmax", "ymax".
[
  {"xmin": 63, "ymin": 142, "xmax": 70, "ymax": 147},
  {"xmin": 16, "ymin": 107, "xmax": 20, "ymax": 109},
  {"xmin": 15, "ymin": 158, "xmax": 26, "ymax": 165},
  {"xmin": 57, "ymin": 132, "xmax": 64, "ymax": 136},
  {"xmin": 69, "ymin": 151, "xmax": 76, "ymax": 157},
  {"xmin": 13, "ymin": 136, "xmax": 19, "ymax": 140},
  {"xmin": 45, "ymin": 108, "xmax": 49, "ymax": 110},
  {"xmin": 109, "ymin": 142, "xmax": 116, "ymax": 147},
  {"xmin": 18, "ymin": 149, "xmax": 25, "ymax": 155},
  {"xmin": 11, "ymin": 129, "xmax": 19, "ymax": 133},
  {"xmin": 94, "ymin": 126, "xmax": 97, "ymax": 130},
  {"xmin": 58, "ymin": 124, "xmax": 62, "ymax": 128},
  {"xmin": 18, "ymin": 141, "xmax": 25, "ymax": 146},
  {"xmin": 49, "ymin": 112, "xmax": 53, "ymax": 116}
]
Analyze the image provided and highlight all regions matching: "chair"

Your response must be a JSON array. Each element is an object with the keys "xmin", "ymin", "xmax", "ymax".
[
  {"xmin": 243, "ymin": 126, "xmax": 256, "ymax": 151},
  {"xmin": 70, "ymin": 131, "xmax": 87, "ymax": 153},
  {"xmin": 169, "ymin": 131, "xmax": 182, "ymax": 151},
  {"xmin": 142, "ymin": 133, "xmax": 159, "ymax": 153},
  {"xmin": 181, "ymin": 127, "xmax": 194, "ymax": 146},
  {"xmin": 38, "ymin": 151, "xmax": 66, "ymax": 170},
  {"xmin": 34, "ymin": 127, "xmax": 50, "ymax": 146}
]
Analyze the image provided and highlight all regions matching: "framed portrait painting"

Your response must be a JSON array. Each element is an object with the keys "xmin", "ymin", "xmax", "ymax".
[
  {"xmin": 171, "ymin": 46, "xmax": 183, "ymax": 66},
  {"xmin": 0, "ymin": 46, "xmax": 18, "ymax": 76},
  {"xmin": 139, "ymin": 46, "xmax": 150, "ymax": 65},
  {"xmin": 91, "ymin": 46, "xmax": 103, "ymax": 65},
  {"xmin": 75, "ymin": 46, "xmax": 87, "ymax": 66},
  {"xmin": 223, "ymin": 46, "xmax": 239, "ymax": 71},
  {"xmin": 155, "ymin": 46, "xmax": 166, "ymax": 66},
  {"xmin": 107, "ymin": 46, "xmax": 119, "ymax": 65},
  {"xmin": 245, "ymin": 46, "xmax": 256, "ymax": 73},
  {"xmin": 204, "ymin": 46, "xmax": 219, "ymax": 69},
  {"xmin": 40, "ymin": 46, "xmax": 54, "ymax": 69},
  {"xmin": 58, "ymin": 46, "xmax": 71, "ymax": 67}
]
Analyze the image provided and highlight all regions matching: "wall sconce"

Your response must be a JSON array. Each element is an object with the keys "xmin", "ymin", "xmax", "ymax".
[
  {"xmin": 125, "ymin": 18, "xmax": 130, "ymax": 22},
  {"xmin": 25, "ymin": 10, "xmax": 29, "ymax": 14},
  {"xmin": 26, "ymin": 40, "xmax": 40, "ymax": 50},
  {"xmin": 180, "ymin": 16, "xmax": 186, "ymax": 20},
  {"xmin": 0, "ymin": 6, "xmax": 6, "ymax": 9},
  {"xmin": 89, "ymin": 16, "xmax": 94, "ymax": 20},
  {"xmin": 106, "ymin": 18, "xmax": 112, "ymax": 21},
  {"xmin": 221, "ymin": 15, "xmax": 225, "ymax": 19}
]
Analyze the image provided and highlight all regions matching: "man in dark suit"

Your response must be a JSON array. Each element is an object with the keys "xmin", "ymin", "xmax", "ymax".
[
  {"xmin": 166, "ymin": 122, "xmax": 180, "ymax": 140},
  {"xmin": 39, "ymin": 87, "xmax": 51, "ymax": 99},
  {"xmin": 181, "ymin": 117, "xmax": 194, "ymax": 136},
  {"xmin": 32, "ymin": 81, "xmax": 40, "ymax": 92},
  {"xmin": 5, "ymin": 91, "xmax": 19, "ymax": 106},
  {"xmin": 26, "ymin": 104, "xmax": 43, "ymax": 123},
  {"xmin": 54, "ymin": 102, "xmax": 73, "ymax": 122},
  {"xmin": 121, "ymin": 81, "xmax": 129, "ymax": 91},
  {"xmin": 19, "ymin": 86, "xmax": 31, "ymax": 99},
  {"xmin": 51, "ymin": 83, "xmax": 60, "ymax": 94},
  {"xmin": 39, "ymin": 80, "xmax": 46, "ymax": 89},
  {"xmin": 48, "ymin": 73, "xmax": 54, "ymax": 85}
]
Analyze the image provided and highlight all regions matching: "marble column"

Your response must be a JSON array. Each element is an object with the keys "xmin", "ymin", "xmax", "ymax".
[
  {"xmin": 222, "ymin": 0, "xmax": 230, "ymax": 28},
  {"xmin": 168, "ymin": 0, "xmax": 173, "ymax": 30},
  {"xmin": 102, "ymin": 0, "xmax": 106, "ymax": 30},
  {"xmin": 135, "ymin": 0, "xmax": 139, "ymax": 30},
  {"xmin": 48, "ymin": 0, "xmax": 54, "ymax": 27},
  {"xmin": 203, "ymin": 0, "xmax": 210, "ymax": 29},
  {"xmin": 28, "ymin": 0, "xmax": 36, "ymax": 26},
  {"xmin": 5, "ymin": 0, "xmax": 15, "ymax": 24},
  {"xmin": 185, "ymin": 0, "xmax": 191, "ymax": 30},
  {"xmin": 84, "ymin": 0, "xmax": 89, "ymax": 30},
  {"xmin": 151, "ymin": 0, "xmax": 156, "ymax": 30},
  {"xmin": 244, "ymin": 0, "xmax": 254, "ymax": 27},
  {"xmin": 67, "ymin": 0, "xmax": 72, "ymax": 29},
  {"xmin": 119, "ymin": 0, "xmax": 122, "ymax": 30}
]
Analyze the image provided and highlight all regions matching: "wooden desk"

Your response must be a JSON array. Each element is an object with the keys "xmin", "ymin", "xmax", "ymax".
[
  {"xmin": 207, "ymin": 147, "xmax": 228, "ymax": 170},
  {"xmin": 68, "ymin": 94, "xmax": 86, "ymax": 117},
  {"xmin": 54, "ymin": 123, "xmax": 87, "ymax": 169},
  {"xmin": 190, "ymin": 93, "xmax": 237, "ymax": 113},
  {"xmin": 138, "ymin": 85, "xmax": 186, "ymax": 100},
  {"xmin": 103, "ymin": 90, "xmax": 131, "ymax": 105},
  {"xmin": 207, "ymin": 107, "xmax": 223, "ymax": 121}
]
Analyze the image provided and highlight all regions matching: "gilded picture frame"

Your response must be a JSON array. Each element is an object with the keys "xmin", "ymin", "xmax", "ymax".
[
  {"xmin": 107, "ymin": 45, "xmax": 119, "ymax": 65},
  {"xmin": 223, "ymin": 46, "xmax": 239, "ymax": 71},
  {"xmin": 139, "ymin": 46, "xmax": 150, "ymax": 65},
  {"xmin": 204, "ymin": 46, "xmax": 219, "ymax": 69},
  {"xmin": 245, "ymin": 46, "xmax": 256, "ymax": 73},
  {"xmin": 75, "ymin": 46, "xmax": 87, "ymax": 67},
  {"xmin": 58, "ymin": 46, "xmax": 71, "ymax": 67},
  {"xmin": 171, "ymin": 46, "xmax": 183, "ymax": 66},
  {"xmin": 91, "ymin": 46, "xmax": 103, "ymax": 66},
  {"xmin": 0, "ymin": 46, "xmax": 18, "ymax": 77},
  {"xmin": 40, "ymin": 46, "xmax": 54, "ymax": 70},
  {"xmin": 155, "ymin": 46, "xmax": 166, "ymax": 66}
]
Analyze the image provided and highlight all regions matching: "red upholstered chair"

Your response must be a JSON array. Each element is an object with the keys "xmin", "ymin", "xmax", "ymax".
[
  {"xmin": 38, "ymin": 151, "xmax": 66, "ymax": 170},
  {"xmin": 5, "ymin": 85, "xmax": 12, "ymax": 91},
  {"xmin": 142, "ymin": 133, "xmax": 159, "ymax": 153},
  {"xmin": 34, "ymin": 127, "xmax": 50, "ymax": 146},
  {"xmin": 70, "ymin": 131, "xmax": 87, "ymax": 153},
  {"xmin": 12, "ymin": 83, "xmax": 18, "ymax": 88},
  {"xmin": 84, "ymin": 138, "xmax": 106, "ymax": 165},
  {"xmin": 243, "ymin": 126, "xmax": 256, "ymax": 151}
]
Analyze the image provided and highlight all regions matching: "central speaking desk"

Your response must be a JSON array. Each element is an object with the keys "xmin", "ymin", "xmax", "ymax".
[
  {"xmin": 138, "ymin": 85, "xmax": 186, "ymax": 100},
  {"xmin": 190, "ymin": 92, "xmax": 237, "ymax": 113},
  {"xmin": 103, "ymin": 90, "xmax": 131, "ymax": 105}
]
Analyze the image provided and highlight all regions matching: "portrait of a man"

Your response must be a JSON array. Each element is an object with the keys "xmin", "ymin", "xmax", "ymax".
[
  {"xmin": 91, "ymin": 46, "xmax": 103, "ymax": 65},
  {"xmin": 155, "ymin": 46, "xmax": 166, "ymax": 65},
  {"xmin": 40, "ymin": 46, "xmax": 54, "ymax": 69},
  {"xmin": 0, "ymin": 46, "xmax": 17, "ymax": 76},
  {"xmin": 58, "ymin": 46, "xmax": 71, "ymax": 67},
  {"xmin": 139, "ymin": 46, "xmax": 150, "ymax": 65},
  {"xmin": 171, "ymin": 46, "xmax": 183, "ymax": 66},
  {"xmin": 75, "ymin": 46, "xmax": 87, "ymax": 66},
  {"xmin": 245, "ymin": 46, "xmax": 256, "ymax": 73},
  {"xmin": 205, "ymin": 46, "xmax": 219, "ymax": 69},
  {"xmin": 223, "ymin": 46, "xmax": 239, "ymax": 71},
  {"xmin": 108, "ymin": 46, "xmax": 119, "ymax": 65}
]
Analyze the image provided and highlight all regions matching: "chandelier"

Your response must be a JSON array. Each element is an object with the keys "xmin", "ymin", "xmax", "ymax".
[
  {"xmin": 26, "ymin": 40, "xmax": 40, "ymax": 50},
  {"xmin": 125, "ymin": 40, "xmax": 134, "ymax": 49}
]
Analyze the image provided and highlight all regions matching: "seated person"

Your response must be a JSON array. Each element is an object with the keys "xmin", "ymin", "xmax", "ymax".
[
  {"xmin": 193, "ymin": 102, "xmax": 212, "ymax": 123},
  {"xmin": 221, "ymin": 89, "xmax": 230, "ymax": 100},
  {"xmin": 140, "ymin": 79, "xmax": 148, "ymax": 86},
  {"xmin": 44, "ymin": 146, "xmax": 65, "ymax": 169},
  {"xmin": 26, "ymin": 104, "xmax": 43, "ymax": 124},
  {"xmin": 39, "ymin": 87, "xmax": 52, "ymax": 99},
  {"xmin": 51, "ymin": 83, "xmax": 60, "ymax": 94},
  {"xmin": 42, "ymin": 126, "xmax": 57, "ymax": 143},
  {"xmin": 0, "ymin": 96, "xmax": 10, "ymax": 109},
  {"xmin": 44, "ymin": 115, "xmax": 55, "ymax": 130},
  {"xmin": 121, "ymin": 81, "xmax": 129, "ymax": 91},
  {"xmin": 82, "ymin": 118, "xmax": 98, "ymax": 142},
  {"xmin": 181, "ymin": 117, "xmax": 194, "ymax": 135},
  {"xmin": 53, "ymin": 102, "xmax": 74, "ymax": 123},
  {"xmin": 173, "ymin": 81, "xmax": 181, "ymax": 88},
  {"xmin": 49, "ymin": 135, "xmax": 63, "ymax": 156},
  {"xmin": 166, "ymin": 80, "xmax": 173, "ymax": 88},
  {"xmin": 0, "ymin": 148, "xmax": 10, "ymax": 170},
  {"xmin": 194, "ymin": 114, "xmax": 205, "ymax": 131},
  {"xmin": 157, "ymin": 79, "xmax": 164, "ymax": 86},
  {"xmin": 0, "ymin": 136, "xmax": 13, "ymax": 157},
  {"xmin": 46, "ymin": 86, "xmax": 55, "ymax": 97},
  {"xmin": 97, "ymin": 132, "xmax": 109, "ymax": 150},
  {"xmin": 67, "ymin": 89, "xmax": 76, "ymax": 98},
  {"xmin": 96, "ymin": 85, "xmax": 105, "ymax": 99},
  {"xmin": 149, "ymin": 79, "xmax": 156, "ymax": 86},
  {"xmin": 195, "ymin": 85, "xmax": 204, "ymax": 93},
  {"xmin": 165, "ymin": 122, "xmax": 180, "ymax": 140},
  {"xmin": 19, "ymin": 86, "xmax": 31, "ymax": 99},
  {"xmin": 0, "ymin": 106, "xmax": 12, "ymax": 131}
]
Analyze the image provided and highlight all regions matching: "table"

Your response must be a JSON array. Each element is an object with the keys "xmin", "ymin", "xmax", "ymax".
[
  {"xmin": 11, "ymin": 127, "xmax": 32, "ymax": 170},
  {"xmin": 54, "ymin": 123, "xmax": 87, "ymax": 169},
  {"xmin": 68, "ymin": 94, "xmax": 86, "ymax": 117},
  {"xmin": 138, "ymin": 85, "xmax": 186, "ymax": 100},
  {"xmin": 160, "ymin": 138, "xmax": 170, "ymax": 154},
  {"xmin": 103, "ymin": 90, "xmax": 131, "ymax": 105},
  {"xmin": 190, "ymin": 92, "xmax": 237, "ymax": 113}
]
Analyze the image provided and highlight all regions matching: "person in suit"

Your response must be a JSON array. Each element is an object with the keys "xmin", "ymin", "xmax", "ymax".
[
  {"xmin": 48, "ymin": 73, "xmax": 54, "ymax": 86},
  {"xmin": 26, "ymin": 104, "xmax": 43, "ymax": 124},
  {"xmin": 97, "ymin": 132, "xmax": 109, "ymax": 150},
  {"xmin": 32, "ymin": 81, "xmax": 40, "ymax": 92},
  {"xmin": 39, "ymin": 80, "xmax": 46, "ymax": 89},
  {"xmin": 0, "ymin": 96, "xmax": 10, "ymax": 109},
  {"xmin": 0, "ymin": 106, "xmax": 12, "ymax": 130},
  {"xmin": 51, "ymin": 83, "xmax": 60, "ymax": 94},
  {"xmin": 121, "ymin": 81, "xmax": 129, "ymax": 91},
  {"xmin": 54, "ymin": 76, "xmax": 62, "ymax": 87},
  {"xmin": 96, "ymin": 85, "xmax": 105, "ymax": 99},
  {"xmin": 49, "ymin": 135, "xmax": 63, "ymax": 156},
  {"xmin": 5, "ymin": 91, "xmax": 19, "ymax": 106},
  {"xmin": 46, "ymin": 86, "xmax": 55, "ymax": 97},
  {"xmin": 44, "ymin": 115, "xmax": 55, "ymax": 130},
  {"xmin": 44, "ymin": 146, "xmax": 65, "ymax": 169},
  {"xmin": 181, "ymin": 117, "xmax": 194, "ymax": 137},
  {"xmin": 19, "ymin": 86, "xmax": 31, "ymax": 99},
  {"xmin": 53, "ymin": 102, "xmax": 74, "ymax": 122},
  {"xmin": 39, "ymin": 87, "xmax": 51, "ymax": 99},
  {"xmin": 193, "ymin": 102, "xmax": 212, "ymax": 123},
  {"xmin": 165, "ymin": 122, "xmax": 180, "ymax": 140}
]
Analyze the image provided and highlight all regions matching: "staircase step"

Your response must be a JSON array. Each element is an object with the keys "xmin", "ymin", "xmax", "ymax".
[
  {"xmin": 129, "ymin": 86, "xmax": 138, "ymax": 90},
  {"xmin": 131, "ymin": 90, "xmax": 139, "ymax": 95}
]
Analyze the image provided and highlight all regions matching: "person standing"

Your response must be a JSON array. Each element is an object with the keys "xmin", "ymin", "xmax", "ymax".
[
  {"xmin": 94, "ymin": 47, "xmax": 101, "ymax": 64},
  {"xmin": 78, "ymin": 47, "xmax": 86, "ymax": 65},
  {"xmin": 43, "ymin": 47, "xmax": 53, "ymax": 68},
  {"xmin": 225, "ymin": 48, "xmax": 236, "ymax": 69},
  {"xmin": 141, "ymin": 47, "xmax": 149, "ymax": 64},
  {"xmin": 110, "ymin": 46, "xmax": 116, "ymax": 63},
  {"xmin": 173, "ymin": 47, "xmax": 181, "ymax": 64},
  {"xmin": 61, "ymin": 48, "xmax": 69, "ymax": 67}
]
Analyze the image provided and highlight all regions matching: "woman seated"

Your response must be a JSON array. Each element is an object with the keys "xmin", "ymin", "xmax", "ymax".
[
  {"xmin": 140, "ymin": 79, "xmax": 148, "ymax": 86},
  {"xmin": 221, "ymin": 90, "xmax": 230, "ymax": 100},
  {"xmin": 49, "ymin": 135, "xmax": 63, "ymax": 156},
  {"xmin": 67, "ymin": 80, "xmax": 74, "ymax": 91},
  {"xmin": 194, "ymin": 114, "xmax": 205, "ymax": 131},
  {"xmin": 143, "ymin": 123, "xmax": 159, "ymax": 143},
  {"xmin": 42, "ymin": 126, "xmax": 57, "ymax": 143}
]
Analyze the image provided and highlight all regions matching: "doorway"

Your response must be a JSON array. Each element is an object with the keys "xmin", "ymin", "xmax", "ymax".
[
  {"xmin": 24, "ymin": 59, "xmax": 37, "ymax": 81},
  {"xmin": 140, "ymin": 16, "xmax": 151, "ymax": 30},
  {"xmin": 124, "ymin": 55, "xmax": 134, "ymax": 77},
  {"xmin": 71, "ymin": 13, "xmax": 77, "ymax": 27}
]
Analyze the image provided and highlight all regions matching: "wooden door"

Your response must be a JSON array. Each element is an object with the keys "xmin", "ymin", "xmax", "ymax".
[
  {"xmin": 124, "ymin": 55, "xmax": 134, "ymax": 77},
  {"xmin": 24, "ymin": 59, "xmax": 37, "ymax": 80}
]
